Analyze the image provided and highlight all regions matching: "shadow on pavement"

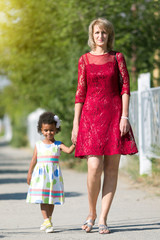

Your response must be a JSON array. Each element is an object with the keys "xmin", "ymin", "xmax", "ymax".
[
  {"xmin": 0, "ymin": 192, "xmax": 27, "ymax": 200},
  {"xmin": 65, "ymin": 192, "xmax": 83, "ymax": 198},
  {"xmin": 110, "ymin": 222, "xmax": 160, "ymax": 233},
  {"xmin": 0, "ymin": 178, "xmax": 26, "ymax": 184},
  {"xmin": 0, "ymin": 169, "xmax": 28, "ymax": 174},
  {"xmin": 26, "ymin": 221, "xmax": 159, "ymax": 233},
  {"xmin": 0, "ymin": 222, "xmax": 160, "ymax": 235},
  {"xmin": 53, "ymin": 222, "xmax": 160, "ymax": 233}
]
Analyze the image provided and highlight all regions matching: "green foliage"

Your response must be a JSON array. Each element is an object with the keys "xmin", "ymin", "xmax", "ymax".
[
  {"xmin": 11, "ymin": 118, "xmax": 28, "ymax": 147},
  {"xmin": 0, "ymin": 93, "xmax": 5, "ymax": 118},
  {"xmin": 0, "ymin": 0, "xmax": 160, "ymax": 148},
  {"xmin": 151, "ymin": 158, "xmax": 160, "ymax": 175}
]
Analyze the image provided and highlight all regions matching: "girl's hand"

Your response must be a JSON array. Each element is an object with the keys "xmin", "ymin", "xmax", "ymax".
[
  {"xmin": 27, "ymin": 172, "xmax": 32, "ymax": 185},
  {"xmin": 71, "ymin": 125, "xmax": 79, "ymax": 145},
  {"xmin": 119, "ymin": 118, "xmax": 130, "ymax": 137}
]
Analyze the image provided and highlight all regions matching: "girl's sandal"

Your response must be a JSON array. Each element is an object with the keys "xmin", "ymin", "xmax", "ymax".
[
  {"xmin": 82, "ymin": 219, "xmax": 95, "ymax": 233},
  {"xmin": 98, "ymin": 224, "xmax": 110, "ymax": 234}
]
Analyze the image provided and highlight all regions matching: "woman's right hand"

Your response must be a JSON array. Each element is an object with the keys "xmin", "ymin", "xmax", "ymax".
[
  {"xmin": 72, "ymin": 103, "xmax": 83, "ymax": 145},
  {"xmin": 71, "ymin": 125, "xmax": 79, "ymax": 145}
]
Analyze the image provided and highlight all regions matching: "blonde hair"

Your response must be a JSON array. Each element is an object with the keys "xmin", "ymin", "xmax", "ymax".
[{"xmin": 88, "ymin": 18, "xmax": 115, "ymax": 51}]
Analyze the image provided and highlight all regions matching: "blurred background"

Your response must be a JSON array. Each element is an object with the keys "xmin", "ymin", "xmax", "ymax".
[{"xmin": 0, "ymin": 0, "xmax": 160, "ymax": 178}]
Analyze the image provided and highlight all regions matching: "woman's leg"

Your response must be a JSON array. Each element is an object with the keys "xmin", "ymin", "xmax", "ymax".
[
  {"xmin": 82, "ymin": 155, "xmax": 103, "ymax": 231},
  {"xmin": 98, "ymin": 154, "xmax": 120, "ymax": 233}
]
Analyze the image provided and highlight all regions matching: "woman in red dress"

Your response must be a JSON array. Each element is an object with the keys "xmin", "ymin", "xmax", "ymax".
[{"xmin": 72, "ymin": 18, "xmax": 138, "ymax": 234}]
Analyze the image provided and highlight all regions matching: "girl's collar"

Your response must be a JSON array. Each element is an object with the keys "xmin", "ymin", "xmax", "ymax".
[{"xmin": 42, "ymin": 139, "xmax": 55, "ymax": 145}]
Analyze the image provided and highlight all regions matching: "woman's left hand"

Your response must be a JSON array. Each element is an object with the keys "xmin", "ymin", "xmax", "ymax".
[{"xmin": 119, "ymin": 118, "xmax": 130, "ymax": 137}]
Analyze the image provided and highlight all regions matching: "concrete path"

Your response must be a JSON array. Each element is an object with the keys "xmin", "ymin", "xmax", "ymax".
[{"xmin": 0, "ymin": 142, "xmax": 160, "ymax": 240}]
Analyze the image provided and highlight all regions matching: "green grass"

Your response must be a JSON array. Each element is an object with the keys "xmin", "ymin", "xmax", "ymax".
[
  {"xmin": 120, "ymin": 155, "xmax": 160, "ymax": 195},
  {"xmin": 0, "ymin": 129, "xmax": 4, "ymax": 137}
]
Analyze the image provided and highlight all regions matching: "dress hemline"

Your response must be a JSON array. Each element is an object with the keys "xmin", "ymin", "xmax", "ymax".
[
  {"xmin": 26, "ymin": 200, "xmax": 65, "ymax": 205},
  {"xmin": 75, "ymin": 150, "xmax": 138, "ymax": 159}
]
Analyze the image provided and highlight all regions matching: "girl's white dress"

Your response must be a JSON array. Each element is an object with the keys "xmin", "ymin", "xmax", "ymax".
[{"xmin": 26, "ymin": 140, "xmax": 64, "ymax": 205}]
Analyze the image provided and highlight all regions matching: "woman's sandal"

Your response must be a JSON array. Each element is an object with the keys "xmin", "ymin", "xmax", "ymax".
[
  {"xmin": 82, "ymin": 219, "xmax": 95, "ymax": 233},
  {"xmin": 98, "ymin": 224, "xmax": 110, "ymax": 234}
]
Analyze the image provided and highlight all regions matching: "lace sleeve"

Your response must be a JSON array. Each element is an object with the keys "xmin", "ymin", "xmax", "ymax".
[
  {"xmin": 75, "ymin": 55, "xmax": 87, "ymax": 103},
  {"xmin": 116, "ymin": 52, "xmax": 130, "ymax": 96}
]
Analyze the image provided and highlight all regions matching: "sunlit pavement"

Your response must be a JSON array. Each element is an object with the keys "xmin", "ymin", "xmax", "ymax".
[{"xmin": 0, "ymin": 143, "xmax": 160, "ymax": 240}]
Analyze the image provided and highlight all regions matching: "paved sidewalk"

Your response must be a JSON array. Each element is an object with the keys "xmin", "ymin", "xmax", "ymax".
[{"xmin": 0, "ymin": 142, "xmax": 160, "ymax": 240}]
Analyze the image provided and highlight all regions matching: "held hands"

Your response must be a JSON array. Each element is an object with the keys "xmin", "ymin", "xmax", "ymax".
[{"xmin": 119, "ymin": 118, "xmax": 130, "ymax": 137}]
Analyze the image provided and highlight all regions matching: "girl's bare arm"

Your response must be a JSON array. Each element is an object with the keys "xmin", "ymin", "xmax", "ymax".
[
  {"xmin": 27, "ymin": 147, "xmax": 37, "ymax": 185},
  {"xmin": 60, "ymin": 143, "xmax": 75, "ymax": 154}
]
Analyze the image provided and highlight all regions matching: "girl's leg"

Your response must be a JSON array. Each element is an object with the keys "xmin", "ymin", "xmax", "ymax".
[
  {"xmin": 98, "ymin": 154, "xmax": 120, "ymax": 234},
  {"xmin": 40, "ymin": 204, "xmax": 54, "ymax": 233},
  {"xmin": 82, "ymin": 155, "xmax": 103, "ymax": 232},
  {"xmin": 40, "ymin": 204, "xmax": 54, "ymax": 219},
  {"xmin": 40, "ymin": 204, "xmax": 50, "ymax": 219},
  {"xmin": 48, "ymin": 205, "xmax": 54, "ymax": 220}
]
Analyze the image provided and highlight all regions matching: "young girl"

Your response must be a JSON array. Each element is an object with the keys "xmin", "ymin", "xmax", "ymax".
[{"xmin": 26, "ymin": 111, "xmax": 75, "ymax": 233}]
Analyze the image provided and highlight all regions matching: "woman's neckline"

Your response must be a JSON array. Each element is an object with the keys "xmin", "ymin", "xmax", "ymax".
[{"xmin": 89, "ymin": 51, "xmax": 110, "ymax": 56}]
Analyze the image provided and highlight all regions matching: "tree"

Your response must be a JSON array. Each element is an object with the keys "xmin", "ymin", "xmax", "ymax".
[{"xmin": 0, "ymin": 0, "xmax": 159, "ymax": 148}]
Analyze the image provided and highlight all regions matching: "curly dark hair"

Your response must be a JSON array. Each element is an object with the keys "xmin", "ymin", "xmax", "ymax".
[{"xmin": 37, "ymin": 112, "xmax": 61, "ymax": 134}]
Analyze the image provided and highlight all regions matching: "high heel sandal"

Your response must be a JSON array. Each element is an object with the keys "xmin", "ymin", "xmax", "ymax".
[
  {"xmin": 98, "ymin": 224, "xmax": 110, "ymax": 234},
  {"xmin": 82, "ymin": 219, "xmax": 95, "ymax": 233}
]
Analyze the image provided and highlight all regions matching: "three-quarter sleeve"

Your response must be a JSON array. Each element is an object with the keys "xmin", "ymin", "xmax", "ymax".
[
  {"xmin": 75, "ymin": 55, "xmax": 87, "ymax": 103},
  {"xmin": 116, "ymin": 52, "xmax": 130, "ymax": 96}
]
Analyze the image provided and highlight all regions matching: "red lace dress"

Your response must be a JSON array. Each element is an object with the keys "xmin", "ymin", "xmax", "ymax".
[{"xmin": 75, "ymin": 51, "xmax": 138, "ymax": 158}]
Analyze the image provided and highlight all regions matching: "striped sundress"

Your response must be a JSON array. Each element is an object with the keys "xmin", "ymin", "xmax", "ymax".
[{"xmin": 26, "ymin": 140, "xmax": 64, "ymax": 205}]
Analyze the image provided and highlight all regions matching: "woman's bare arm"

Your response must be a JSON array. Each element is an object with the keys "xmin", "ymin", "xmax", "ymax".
[
  {"xmin": 71, "ymin": 103, "xmax": 83, "ymax": 144},
  {"xmin": 119, "ymin": 93, "xmax": 130, "ymax": 136}
]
